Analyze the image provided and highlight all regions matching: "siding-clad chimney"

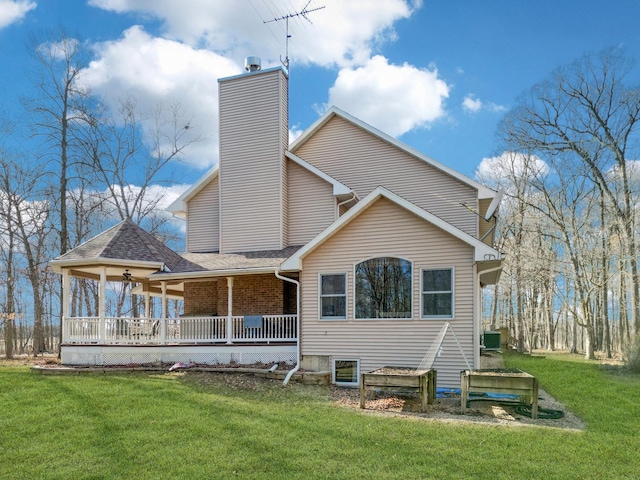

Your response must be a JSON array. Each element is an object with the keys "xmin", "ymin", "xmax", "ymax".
[{"xmin": 218, "ymin": 60, "xmax": 288, "ymax": 253}]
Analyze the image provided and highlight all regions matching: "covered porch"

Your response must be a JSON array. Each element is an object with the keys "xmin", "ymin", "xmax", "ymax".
[
  {"xmin": 62, "ymin": 313, "xmax": 297, "ymax": 346},
  {"xmin": 50, "ymin": 219, "xmax": 300, "ymax": 367}
]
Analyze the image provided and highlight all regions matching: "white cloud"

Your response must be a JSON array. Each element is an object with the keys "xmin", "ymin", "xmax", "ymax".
[
  {"xmin": 323, "ymin": 55, "xmax": 449, "ymax": 137},
  {"xmin": 79, "ymin": 2, "xmax": 430, "ymax": 169},
  {"xmin": 71, "ymin": 182, "xmax": 191, "ymax": 222},
  {"xmin": 0, "ymin": 0, "xmax": 35, "ymax": 29},
  {"xmin": 486, "ymin": 102, "xmax": 507, "ymax": 113},
  {"xmin": 476, "ymin": 151, "xmax": 549, "ymax": 183},
  {"xmin": 80, "ymin": 26, "xmax": 240, "ymax": 168},
  {"xmin": 606, "ymin": 159, "xmax": 640, "ymax": 183},
  {"xmin": 88, "ymin": 0, "xmax": 418, "ymax": 68},
  {"xmin": 462, "ymin": 95, "xmax": 482, "ymax": 113},
  {"xmin": 463, "ymin": 94, "xmax": 506, "ymax": 114},
  {"xmin": 289, "ymin": 126, "xmax": 304, "ymax": 144}
]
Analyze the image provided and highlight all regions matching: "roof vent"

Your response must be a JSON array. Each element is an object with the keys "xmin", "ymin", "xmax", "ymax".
[{"xmin": 245, "ymin": 56, "xmax": 261, "ymax": 73}]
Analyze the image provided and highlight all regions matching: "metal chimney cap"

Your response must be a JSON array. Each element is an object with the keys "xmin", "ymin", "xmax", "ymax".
[{"xmin": 245, "ymin": 56, "xmax": 262, "ymax": 73}]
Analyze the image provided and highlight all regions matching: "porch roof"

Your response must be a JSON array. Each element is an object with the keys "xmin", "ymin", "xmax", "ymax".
[
  {"xmin": 50, "ymin": 218, "xmax": 205, "ymax": 277},
  {"xmin": 172, "ymin": 245, "xmax": 304, "ymax": 277}
]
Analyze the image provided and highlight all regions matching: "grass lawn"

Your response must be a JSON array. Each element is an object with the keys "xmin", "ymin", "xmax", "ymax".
[{"xmin": 0, "ymin": 353, "xmax": 638, "ymax": 479}]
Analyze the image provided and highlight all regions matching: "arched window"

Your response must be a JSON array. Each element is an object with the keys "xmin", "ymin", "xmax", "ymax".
[{"xmin": 355, "ymin": 257, "xmax": 412, "ymax": 319}]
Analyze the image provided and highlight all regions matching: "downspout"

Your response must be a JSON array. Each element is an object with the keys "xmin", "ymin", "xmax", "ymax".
[{"xmin": 275, "ymin": 269, "xmax": 300, "ymax": 385}]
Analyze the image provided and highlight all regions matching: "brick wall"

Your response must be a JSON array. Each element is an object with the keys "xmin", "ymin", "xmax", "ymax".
[
  {"xmin": 184, "ymin": 274, "xmax": 288, "ymax": 316},
  {"xmin": 183, "ymin": 280, "xmax": 218, "ymax": 315},
  {"xmin": 283, "ymin": 275, "xmax": 298, "ymax": 314}
]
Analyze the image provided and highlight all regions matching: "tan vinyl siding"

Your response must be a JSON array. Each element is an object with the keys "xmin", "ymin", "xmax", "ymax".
[
  {"xmin": 218, "ymin": 69, "xmax": 287, "ymax": 253},
  {"xmin": 478, "ymin": 198, "xmax": 496, "ymax": 246},
  {"xmin": 300, "ymin": 197, "xmax": 476, "ymax": 388},
  {"xmin": 296, "ymin": 116, "xmax": 479, "ymax": 237},
  {"xmin": 287, "ymin": 159, "xmax": 336, "ymax": 246},
  {"xmin": 186, "ymin": 177, "xmax": 220, "ymax": 253}
]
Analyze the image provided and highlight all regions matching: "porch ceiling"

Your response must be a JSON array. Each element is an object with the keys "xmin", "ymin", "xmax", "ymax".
[
  {"xmin": 66, "ymin": 263, "xmax": 166, "ymax": 284},
  {"xmin": 62, "ymin": 262, "xmax": 184, "ymax": 298}
]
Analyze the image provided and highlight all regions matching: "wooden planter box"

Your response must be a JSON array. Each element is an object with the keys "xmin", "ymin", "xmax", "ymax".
[
  {"xmin": 360, "ymin": 367, "xmax": 437, "ymax": 412},
  {"xmin": 460, "ymin": 369, "xmax": 539, "ymax": 418}
]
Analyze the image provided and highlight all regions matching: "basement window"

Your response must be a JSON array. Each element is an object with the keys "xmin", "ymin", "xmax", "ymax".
[{"xmin": 332, "ymin": 358, "xmax": 360, "ymax": 386}]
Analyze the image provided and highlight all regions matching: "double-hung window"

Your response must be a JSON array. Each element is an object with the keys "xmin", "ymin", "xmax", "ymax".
[
  {"xmin": 320, "ymin": 274, "xmax": 347, "ymax": 319},
  {"xmin": 421, "ymin": 268, "xmax": 454, "ymax": 318}
]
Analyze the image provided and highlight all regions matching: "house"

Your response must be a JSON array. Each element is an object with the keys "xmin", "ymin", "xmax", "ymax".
[{"xmin": 50, "ymin": 58, "xmax": 502, "ymax": 388}]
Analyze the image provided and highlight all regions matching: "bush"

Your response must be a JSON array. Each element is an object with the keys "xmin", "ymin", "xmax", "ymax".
[{"xmin": 623, "ymin": 335, "xmax": 640, "ymax": 373}]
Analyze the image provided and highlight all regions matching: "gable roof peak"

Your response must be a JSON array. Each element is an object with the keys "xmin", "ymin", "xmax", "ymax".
[
  {"xmin": 290, "ymin": 106, "xmax": 496, "ymax": 200},
  {"xmin": 280, "ymin": 186, "xmax": 501, "ymax": 271}
]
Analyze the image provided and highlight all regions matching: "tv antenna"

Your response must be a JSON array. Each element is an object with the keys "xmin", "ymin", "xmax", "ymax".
[{"xmin": 264, "ymin": 1, "xmax": 325, "ymax": 70}]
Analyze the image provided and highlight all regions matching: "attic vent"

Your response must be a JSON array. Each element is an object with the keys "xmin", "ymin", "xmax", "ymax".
[{"xmin": 245, "ymin": 56, "xmax": 261, "ymax": 73}]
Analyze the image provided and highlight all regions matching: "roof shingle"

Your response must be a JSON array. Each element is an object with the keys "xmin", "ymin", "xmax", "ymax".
[{"xmin": 53, "ymin": 218, "xmax": 205, "ymax": 273}]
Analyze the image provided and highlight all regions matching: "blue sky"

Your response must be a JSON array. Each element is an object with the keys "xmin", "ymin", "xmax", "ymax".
[{"xmin": 1, "ymin": 0, "xmax": 639, "ymax": 198}]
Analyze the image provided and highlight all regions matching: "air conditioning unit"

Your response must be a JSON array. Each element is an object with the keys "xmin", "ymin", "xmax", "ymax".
[{"xmin": 483, "ymin": 331, "xmax": 501, "ymax": 351}]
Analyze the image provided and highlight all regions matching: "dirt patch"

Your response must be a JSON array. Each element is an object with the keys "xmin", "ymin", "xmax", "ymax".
[
  {"xmin": 369, "ymin": 367, "xmax": 425, "ymax": 375},
  {"xmin": 0, "ymin": 354, "xmax": 60, "ymax": 367}
]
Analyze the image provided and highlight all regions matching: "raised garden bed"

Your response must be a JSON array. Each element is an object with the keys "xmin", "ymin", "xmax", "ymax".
[
  {"xmin": 460, "ymin": 368, "xmax": 539, "ymax": 418},
  {"xmin": 360, "ymin": 367, "xmax": 437, "ymax": 412}
]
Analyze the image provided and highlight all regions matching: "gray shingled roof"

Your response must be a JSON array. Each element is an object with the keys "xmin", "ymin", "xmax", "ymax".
[
  {"xmin": 182, "ymin": 245, "xmax": 303, "ymax": 271},
  {"xmin": 53, "ymin": 218, "xmax": 205, "ymax": 273}
]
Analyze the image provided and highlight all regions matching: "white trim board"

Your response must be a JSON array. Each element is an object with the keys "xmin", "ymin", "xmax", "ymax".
[
  {"xmin": 289, "ymin": 106, "xmax": 496, "ymax": 200},
  {"xmin": 281, "ymin": 187, "xmax": 501, "ymax": 271}
]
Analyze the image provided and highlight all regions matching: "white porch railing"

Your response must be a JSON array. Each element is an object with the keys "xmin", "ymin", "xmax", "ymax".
[{"xmin": 62, "ymin": 315, "xmax": 297, "ymax": 345}]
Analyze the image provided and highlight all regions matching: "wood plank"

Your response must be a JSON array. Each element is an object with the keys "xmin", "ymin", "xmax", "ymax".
[
  {"xmin": 460, "ymin": 369, "xmax": 538, "ymax": 418},
  {"xmin": 360, "ymin": 368, "xmax": 436, "ymax": 412}
]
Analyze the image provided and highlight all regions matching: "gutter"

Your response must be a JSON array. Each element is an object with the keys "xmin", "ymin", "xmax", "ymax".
[
  {"xmin": 150, "ymin": 266, "xmax": 278, "ymax": 281},
  {"xmin": 274, "ymin": 269, "xmax": 300, "ymax": 385}
]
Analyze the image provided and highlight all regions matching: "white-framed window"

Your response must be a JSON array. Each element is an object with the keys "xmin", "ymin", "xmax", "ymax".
[
  {"xmin": 421, "ymin": 268, "xmax": 454, "ymax": 318},
  {"xmin": 354, "ymin": 257, "xmax": 412, "ymax": 319},
  {"xmin": 319, "ymin": 273, "xmax": 347, "ymax": 319},
  {"xmin": 332, "ymin": 358, "xmax": 360, "ymax": 386}
]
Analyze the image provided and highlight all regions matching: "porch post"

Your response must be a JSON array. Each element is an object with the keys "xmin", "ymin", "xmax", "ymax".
[
  {"xmin": 144, "ymin": 291, "xmax": 151, "ymax": 318},
  {"xmin": 226, "ymin": 277, "xmax": 234, "ymax": 344},
  {"xmin": 473, "ymin": 264, "xmax": 480, "ymax": 370},
  {"xmin": 160, "ymin": 281, "xmax": 167, "ymax": 345},
  {"xmin": 99, "ymin": 267, "xmax": 106, "ymax": 343},
  {"xmin": 62, "ymin": 268, "xmax": 70, "ymax": 342}
]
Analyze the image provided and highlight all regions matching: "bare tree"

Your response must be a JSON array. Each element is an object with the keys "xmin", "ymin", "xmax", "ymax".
[
  {"xmin": 79, "ymin": 97, "xmax": 198, "ymax": 224},
  {"xmin": 477, "ymin": 152, "xmax": 554, "ymax": 352},
  {"xmin": 501, "ymin": 48, "xmax": 640, "ymax": 340},
  {"xmin": 0, "ymin": 152, "xmax": 52, "ymax": 355},
  {"xmin": 24, "ymin": 28, "xmax": 93, "ymax": 257}
]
